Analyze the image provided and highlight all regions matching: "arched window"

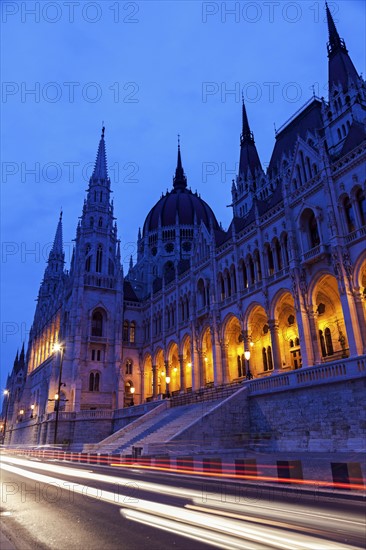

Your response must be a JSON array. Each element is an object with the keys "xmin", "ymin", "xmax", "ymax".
[
  {"xmin": 98, "ymin": 217, "xmax": 103, "ymax": 227},
  {"xmin": 130, "ymin": 321, "xmax": 136, "ymax": 343},
  {"xmin": 249, "ymin": 256, "xmax": 255, "ymax": 284},
  {"xmin": 227, "ymin": 272, "xmax": 232, "ymax": 297},
  {"xmin": 275, "ymin": 240, "xmax": 282, "ymax": 270},
  {"xmin": 324, "ymin": 327, "xmax": 334, "ymax": 356},
  {"xmin": 96, "ymin": 245, "xmax": 103, "ymax": 272},
  {"xmin": 237, "ymin": 355, "xmax": 243, "ymax": 378},
  {"xmin": 219, "ymin": 274, "xmax": 225, "ymax": 300},
  {"xmin": 125, "ymin": 360, "xmax": 133, "ymax": 375},
  {"xmin": 242, "ymin": 263, "xmax": 248, "ymax": 289},
  {"xmin": 356, "ymin": 189, "xmax": 366, "ymax": 226},
  {"xmin": 319, "ymin": 330, "xmax": 327, "ymax": 357},
  {"xmin": 90, "ymin": 217, "xmax": 94, "ymax": 227},
  {"xmin": 344, "ymin": 197, "xmax": 355, "ymax": 233},
  {"xmin": 197, "ymin": 279, "xmax": 206, "ymax": 308},
  {"xmin": 123, "ymin": 321, "xmax": 129, "ymax": 342},
  {"xmin": 89, "ymin": 372, "xmax": 94, "ymax": 391},
  {"xmin": 267, "ymin": 247, "xmax": 274, "ymax": 275},
  {"xmin": 85, "ymin": 244, "xmax": 92, "ymax": 272},
  {"xmin": 337, "ymin": 128, "xmax": 342, "ymax": 140},
  {"xmin": 267, "ymin": 347, "xmax": 273, "ymax": 370},
  {"xmin": 91, "ymin": 311, "xmax": 103, "ymax": 337},
  {"xmin": 308, "ymin": 211, "xmax": 320, "ymax": 248},
  {"xmin": 94, "ymin": 372, "xmax": 100, "ymax": 391},
  {"xmin": 262, "ymin": 347, "xmax": 268, "ymax": 371}
]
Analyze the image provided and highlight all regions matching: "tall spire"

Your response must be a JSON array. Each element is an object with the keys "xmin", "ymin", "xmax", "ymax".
[
  {"xmin": 239, "ymin": 101, "xmax": 262, "ymax": 180},
  {"xmin": 241, "ymin": 99, "xmax": 254, "ymax": 145},
  {"xmin": 51, "ymin": 210, "xmax": 63, "ymax": 256},
  {"xmin": 173, "ymin": 135, "xmax": 187, "ymax": 190},
  {"xmin": 325, "ymin": 2, "xmax": 343, "ymax": 53},
  {"xmin": 325, "ymin": 2, "xmax": 359, "ymax": 92},
  {"xmin": 92, "ymin": 126, "xmax": 108, "ymax": 181}
]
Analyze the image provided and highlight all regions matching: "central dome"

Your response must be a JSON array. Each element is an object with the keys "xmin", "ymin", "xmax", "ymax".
[{"xmin": 143, "ymin": 144, "xmax": 219, "ymax": 236}]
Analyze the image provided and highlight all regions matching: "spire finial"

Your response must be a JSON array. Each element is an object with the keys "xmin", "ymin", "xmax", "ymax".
[
  {"xmin": 173, "ymin": 136, "xmax": 187, "ymax": 190},
  {"xmin": 102, "ymin": 124, "xmax": 105, "ymax": 138},
  {"xmin": 326, "ymin": 1, "xmax": 345, "ymax": 55},
  {"xmin": 92, "ymin": 126, "xmax": 108, "ymax": 180}
]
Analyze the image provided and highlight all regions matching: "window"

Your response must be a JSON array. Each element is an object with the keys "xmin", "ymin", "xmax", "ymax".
[
  {"xmin": 262, "ymin": 347, "xmax": 268, "ymax": 371},
  {"xmin": 91, "ymin": 349, "xmax": 95, "ymax": 361},
  {"xmin": 96, "ymin": 245, "xmax": 103, "ymax": 273},
  {"xmin": 123, "ymin": 321, "xmax": 129, "ymax": 342},
  {"xmin": 91, "ymin": 311, "xmax": 103, "ymax": 337},
  {"xmin": 356, "ymin": 189, "xmax": 366, "ymax": 226},
  {"xmin": 344, "ymin": 197, "xmax": 355, "ymax": 233},
  {"xmin": 89, "ymin": 372, "xmax": 100, "ymax": 391},
  {"xmin": 324, "ymin": 327, "xmax": 334, "ymax": 356},
  {"xmin": 308, "ymin": 211, "xmax": 320, "ymax": 248},
  {"xmin": 98, "ymin": 217, "xmax": 103, "ymax": 227},
  {"xmin": 126, "ymin": 360, "xmax": 133, "ymax": 375},
  {"xmin": 130, "ymin": 322, "xmax": 136, "ymax": 343},
  {"xmin": 85, "ymin": 244, "xmax": 92, "ymax": 272},
  {"xmin": 267, "ymin": 347, "xmax": 273, "ymax": 370},
  {"xmin": 97, "ymin": 350, "xmax": 101, "ymax": 361}
]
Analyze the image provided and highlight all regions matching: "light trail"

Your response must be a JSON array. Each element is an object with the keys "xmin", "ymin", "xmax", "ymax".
[{"xmin": 1, "ymin": 456, "xmax": 364, "ymax": 550}]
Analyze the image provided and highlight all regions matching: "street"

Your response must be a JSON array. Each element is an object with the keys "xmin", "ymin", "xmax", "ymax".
[{"xmin": 1, "ymin": 453, "xmax": 365, "ymax": 549}]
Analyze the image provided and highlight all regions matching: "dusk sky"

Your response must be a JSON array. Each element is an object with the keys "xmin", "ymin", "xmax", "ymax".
[{"xmin": 1, "ymin": 0, "xmax": 365, "ymax": 396}]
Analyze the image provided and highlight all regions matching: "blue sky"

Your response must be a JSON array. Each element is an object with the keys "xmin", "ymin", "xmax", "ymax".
[{"xmin": 1, "ymin": 0, "xmax": 365, "ymax": 396}]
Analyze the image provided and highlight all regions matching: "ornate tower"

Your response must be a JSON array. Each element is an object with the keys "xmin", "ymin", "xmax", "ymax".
[
  {"xmin": 232, "ymin": 101, "xmax": 264, "ymax": 217},
  {"xmin": 322, "ymin": 2, "xmax": 366, "ymax": 157},
  {"xmin": 64, "ymin": 127, "xmax": 124, "ymax": 412}
]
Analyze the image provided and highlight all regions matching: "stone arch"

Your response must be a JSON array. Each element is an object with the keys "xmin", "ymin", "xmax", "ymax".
[
  {"xmin": 273, "ymin": 290, "xmax": 301, "ymax": 370},
  {"xmin": 167, "ymin": 341, "xmax": 180, "ymax": 393},
  {"xmin": 143, "ymin": 353, "xmax": 153, "ymax": 400},
  {"xmin": 181, "ymin": 334, "xmax": 192, "ymax": 390},
  {"xmin": 201, "ymin": 326, "xmax": 214, "ymax": 385},
  {"xmin": 246, "ymin": 304, "xmax": 273, "ymax": 376},
  {"xmin": 224, "ymin": 315, "xmax": 244, "ymax": 381},
  {"xmin": 311, "ymin": 274, "xmax": 349, "ymax": 360}
]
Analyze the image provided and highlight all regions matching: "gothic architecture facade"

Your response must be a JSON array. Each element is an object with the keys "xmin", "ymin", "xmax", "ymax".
[{"xmin": 2, "ymin": 6, "xmax": 366, "ymax": 445}]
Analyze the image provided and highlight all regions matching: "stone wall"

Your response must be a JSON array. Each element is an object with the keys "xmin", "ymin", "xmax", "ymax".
[
  {"xmin": 249, "ymin": 377, "xmax": 366, "ymax": 453},
  {"xmin": 170, "ymin": 387, "xmax": 250, "ymax": 449}
]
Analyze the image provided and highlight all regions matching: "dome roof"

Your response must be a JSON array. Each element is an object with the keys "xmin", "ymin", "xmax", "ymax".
[
  {"xmin": 142, "ymin": 143, "xmax": 219, "ymax": 236},
  {"xmin": 143, "ymin": 188, "xmax": 220, "ymax": 235}
]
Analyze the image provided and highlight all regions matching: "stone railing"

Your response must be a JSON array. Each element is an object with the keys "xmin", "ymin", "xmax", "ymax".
[
  {"xmin": 46, "ymin": 409, "xmax": 113, "ymax": 421},
  {"xmin": 248, "ymin": 356, "xmax": 366, "ymax": 396}
]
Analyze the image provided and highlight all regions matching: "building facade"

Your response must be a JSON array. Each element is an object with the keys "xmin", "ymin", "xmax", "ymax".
[{"xmin": 2, "ymin": 6, "xmax": 366, "ymax": 445}]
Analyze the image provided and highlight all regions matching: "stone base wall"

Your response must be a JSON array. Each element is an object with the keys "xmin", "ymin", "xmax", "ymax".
[{"xmin": 249, "ymin": 377, "xmax": 366, "ymax": 453}]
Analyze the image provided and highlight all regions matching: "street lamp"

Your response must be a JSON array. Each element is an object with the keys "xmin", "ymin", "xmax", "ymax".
[
  {"xmin": 130, "ymin": 386, "xmax": 135, "ymax": 406},
  {"xmin": 2, "ymin": 390, "xmax": 10, "ymax": 444},
  {"xmin": 244, "ymin": 350, "xmax": 253, "ymax": 380},
  {"xmin": 53, "ymin": 342, "xmax": 65, "ymax": 445},
  {"xmin": 30, "ymin": 404, "xmax": 35, "ymax": 419},
  {"xmin": 165, "ymin": 376, "xmax": 171, "ymax": 398}
]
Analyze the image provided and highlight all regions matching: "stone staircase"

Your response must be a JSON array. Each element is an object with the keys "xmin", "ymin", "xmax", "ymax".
[{"xmin": 86, "ymin": 400, "xmax": 220, "ymax": 456}]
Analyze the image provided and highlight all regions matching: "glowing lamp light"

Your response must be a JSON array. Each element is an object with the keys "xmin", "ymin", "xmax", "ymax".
[
  {"xmin": 173, "ymin": 367, "xmax": 177, "ymax": 373},
  {"xmin": 3, "ymin": 389, "xmax": 9, "ymax": 396},
  {"xmin": 250, "ymin": 341, "xmax": 254, "ymax": 348},
  {"xmin": 19, "ymin": 409, "xmax": 24, "ymax": 415},
  {"xmin": 187, "ymin": 362, "xmax": 192, "ymax": 368},
  {"xmin": 130, "ymin": 387, "xmax": 135, "ymax": 395},
  {"xmin": 244, "ymin": 351, "xmax": 251, "ymax": 361},
  {"xmin": 53, "ymin": 343, "xmax": 62, "ymax": 353},
  {"xmin": 30, "ymin": 404, "xmax": 35, "ymax": 410},
  {"xmin": 204, "ymin": 357, "xmax": 208, "ymax": 362},
  {"xmin": 54, "ymin": 393, "xmax": 59, "ymax": 400},
  {"xmin": 165, "ymin": 376, "xmax": 171, "ymax": 384}
]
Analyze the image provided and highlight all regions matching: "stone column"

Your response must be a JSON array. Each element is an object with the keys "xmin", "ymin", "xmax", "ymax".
[
  {"xmin": 140, "ymin": 367, "xmax": 145, "ymax": 405},
  {"xmin": 179, "ymin": 354, "xmax": 186, "ymax": 392},
  {"xmin": 294, "ymin": 306, "xmax": 313, "ymax": 368},
  {"xmin": 152, "ymin": 365, "xmax": 158, "ymax": 398},
  {"xmin": 353, "ymin": 290, "xmax": 366, "ymax": 354},
  {"xmin": 307, "ymin": 310, "xmax": 322, "ymax": 364},
  {"xmin": 211, "ymin": 328, "xmax": 223, "ymax": 386},
  {"xmin": 339, "ymin": 291, "xmax": 364, "ymax": 356},
  {"xmin": 220, "ymin": 342, "xmax": 229, "ymax": 384},
  {"xmin": 268, "ymin": 320, "xmax": 282, "ymax": 371}
]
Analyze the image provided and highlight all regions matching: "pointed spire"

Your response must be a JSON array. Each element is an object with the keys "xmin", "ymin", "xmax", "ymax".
[
  {"xmin": 13, "ymin": 350, "xmax": 19, "ymax": 368},
  {"xmin": 241, "ymin": 98, "xmax": 254, "ymax": 145},
  {"xmin": 173, "ymin": 135, "xmax": 187, "ymax": 190},
  {"xmin": 239, "ymin": 101, "xmax": 262, "ymax": 180},
  {"xmin": 325, "ymin": 2, "xmax": 359, "ymax": 92},
  {"xmin": 51, "ymin": 210, "xmax": 63, "ymax": 256},
  {"xmin": 92, "ymin": 126, "xmax": 108, "ymax": 181},
  {"xmin": 129, "ymin": 255, "xmax": 133, "ymax": 270},
  {"xmin": 325, "ymin": 2, "xmax": 343, "ymax": 53}
]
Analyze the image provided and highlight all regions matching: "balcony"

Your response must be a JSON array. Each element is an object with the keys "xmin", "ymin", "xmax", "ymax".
[{"xmin": 302, "ymin": 243, "xmax": 329, "ymax": 264}]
